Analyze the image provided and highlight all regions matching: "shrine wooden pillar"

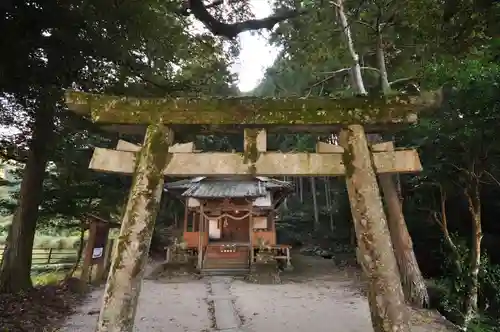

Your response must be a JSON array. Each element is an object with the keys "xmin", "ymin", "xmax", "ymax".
[
  {"xmin": 249, "ymin": 207, "xmax": 254, "ymax": 264},
  {"xmin": 96, "ymin": 124, "xmax": 173, "ymax": 332},
  {"xmin": 271, "ymin": 213, "xmax": 276, "ymax": 244},
  {"xmin": 197, "ymin": 203, "xmax": 204, "ymax": 270},
  {"xmin": 183, "ymin": 199, "xmax": 188, "ymax": 232}
]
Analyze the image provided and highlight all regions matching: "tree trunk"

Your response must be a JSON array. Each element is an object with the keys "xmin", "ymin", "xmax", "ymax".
[
  {"xmin": 340, "ymin": 125, "xmax": 410, "ymax": 332},
  {"xmin": 325, "ymin": 177, "xmax": 334, "ymax": 232},
  {"xmin": 375, "ymin": 142, "xmax": 429, "ymax": 308},
  {"xmin": 0, "ymin": 98, "xmax": 55, "ymax": 293},
  {"xmin": 432, "ymin": 186, "xmax": 462, "ymax": 274},
  {"xmin": 375, "ymin": 26, "xmax": 391, "ymax": 94},
  {"xmin": 299, "ymin": 177, "xmax": 303, "ymax": 202},
  {"xmin": 335, "ymin": 0, "xmax": 367, "ymax": 95},
  {"xmin": 310, "ymin": 177, "xmax": 319, "ymax": 230},
  {"xmin": 463, "ymin": 180, "xmax": 482, "ymax": 327},
  {"xmin": 372, "ymin": 26, "xmax": 429, "ymax": 306},
  {"xmin": 96, "ymin": 125, "xmax": 173, "ymax": 332}
]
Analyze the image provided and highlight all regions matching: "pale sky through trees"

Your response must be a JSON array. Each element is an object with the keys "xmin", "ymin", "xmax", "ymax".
[
  {"xmin": 231, "ymin": 1, "xmax": 280, "ymax": 92},
  {"xmin": 0, "ymin": 1, "xmax": 279, "ymax": 138},
  {"xmin": 0, "ymin": 1, "xmax": 278, "ymax": 140}
]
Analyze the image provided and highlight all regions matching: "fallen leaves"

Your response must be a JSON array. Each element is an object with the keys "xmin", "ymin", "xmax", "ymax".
[{"xmin": 0, "ymin": 282, "xmax": 83, "ymax": 332}]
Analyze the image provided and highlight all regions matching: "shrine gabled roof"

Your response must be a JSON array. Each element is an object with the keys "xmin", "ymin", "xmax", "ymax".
[{"xmin": 164, "ymin": 176, "xmax": 292, "ymax": 199}]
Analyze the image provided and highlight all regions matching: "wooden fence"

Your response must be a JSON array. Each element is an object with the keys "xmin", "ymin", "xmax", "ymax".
[{"xmin": 0, "ymin": 246, "xmax": 79, "ymax": 266}]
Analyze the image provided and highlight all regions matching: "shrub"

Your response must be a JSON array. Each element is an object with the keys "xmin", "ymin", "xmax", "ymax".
[{"xmin": 434, "ymin": 238, "xmax": 500, "ymax": 329}]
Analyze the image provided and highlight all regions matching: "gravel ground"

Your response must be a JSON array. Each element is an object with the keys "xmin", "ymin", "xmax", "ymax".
[
  {"xmin": 232, "ymin": 279, "xmax": 373, "ymax": 331},
  {"xmin": 59, "ymin": 255, "xmax": 454, "ymax": 332},
  {"xmin": 59, "ymin": 280, "xmax": 211, "ymax": 332},
  {"xmin": 231, "ymin": 280, "xmax": 452, "ymax": 332}
]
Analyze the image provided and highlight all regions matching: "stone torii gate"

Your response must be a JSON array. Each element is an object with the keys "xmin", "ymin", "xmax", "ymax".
[{"xmin": 65, "ymin": 90, "xmax": 441, "ymax": 332}]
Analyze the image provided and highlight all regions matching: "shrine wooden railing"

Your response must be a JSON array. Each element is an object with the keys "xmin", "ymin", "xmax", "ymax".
[{"xmin": 183, "ymin": 231, "xmax": 208, "ymax": 249}]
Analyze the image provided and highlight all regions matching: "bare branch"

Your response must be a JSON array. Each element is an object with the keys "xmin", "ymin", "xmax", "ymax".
[
  {"xmin": 204, "ymin": 0, "xmax": 224, "ymax": 9},
  {"xmin": 389, "ymin": 77, "xmax": 416, "ymax": 87},
  {"xmin": 434, "ymin": 185, "xmax": 462, "ymax": 272},
  {"xmin": 484, "ymin": 170, "xmax": 500, "ymax": 187},
  {"xmin": 182, "ymin": 0, "xmax": 304, "ymax": 39},
  {"xmin": 355, "ymin": 19, "xmax": 376, "ymax": 31},
  {"xmin": 306, "ymin": 66, "xmax": 380, "ymax": 96},
  {"xmin": 431, "ymin": 211, "xmax": 443, "ymax": 229},
  {"xmin": 317, "ymin": 66, "xmax": 381, "ymax": 75}
]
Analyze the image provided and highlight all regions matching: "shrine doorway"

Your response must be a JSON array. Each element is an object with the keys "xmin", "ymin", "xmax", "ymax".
[{"xmin": 207, "ymin": 212, "xmax": 250, "ymax": 244}]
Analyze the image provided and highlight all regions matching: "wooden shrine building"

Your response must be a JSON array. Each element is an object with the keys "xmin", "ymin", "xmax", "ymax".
[{"xmin": 164, "ymin": 176, "xmax": 293, "ymax": 273}]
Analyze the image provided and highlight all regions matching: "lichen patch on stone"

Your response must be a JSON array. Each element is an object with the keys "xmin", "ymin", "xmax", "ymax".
[{"xmin": 65, "ymin": 91, "xmax": 442, "ymax": 127}]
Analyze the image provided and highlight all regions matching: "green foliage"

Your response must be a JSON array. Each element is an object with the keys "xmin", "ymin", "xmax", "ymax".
[
  {"xmin": 0, "ymin": 0, "xmax": 240, "ymax": 240},
  {"xmin": 31, "ymin": 271, "xmax": 65, "ymax": 286},
  {"xmin": 400, "ymin": 53, "xmax": 500, "ymax": 210},
  {"xmin": 432, "ymin": 237, "xmax": 500, "ymax": 329},
  {"xmin": 396, "ymin": 51, "xmax": 500, "ymax": 329}
]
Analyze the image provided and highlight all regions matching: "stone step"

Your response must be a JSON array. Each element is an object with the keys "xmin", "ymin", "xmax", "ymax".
[
  {"xmin": 203, "ymin": 262, "xmax": 249, "ymax": 269},
  {"xmin": 203, "ymin": 261, "xmax": 249, "ymax": 266},
  {"xmin": 204, "ymin": 258, "xmax": 248, "ymax": 262},
  {"xmin": 202, "ymin": 268, "xmax": 249, "ymax": 276},
  {"xmin": 205, "ymin": 258, "xmax": 248, "ymax": 263},
  {"xmin": 204, "ymin": 265, "xmax": 248, "ymax": 271},
  {"xmin": 205, "ymin": 254, "xmax": 248, "ymax": 258}
]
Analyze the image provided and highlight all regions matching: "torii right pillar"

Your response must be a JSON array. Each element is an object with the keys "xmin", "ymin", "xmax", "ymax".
[{"xmin": 340, "ymin": 124, "xmax": 410, "ymax": 332}]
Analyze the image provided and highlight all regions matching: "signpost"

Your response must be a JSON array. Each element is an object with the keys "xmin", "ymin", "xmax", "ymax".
[{"xmin": 80, "ymin": 214, "xmax": 120, "ymax": 284}]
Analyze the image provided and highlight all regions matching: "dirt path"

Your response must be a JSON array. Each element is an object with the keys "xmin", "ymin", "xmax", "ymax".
[{"xmin": 59, "ymin": 255, "xmax": 454, "ymax": 331}]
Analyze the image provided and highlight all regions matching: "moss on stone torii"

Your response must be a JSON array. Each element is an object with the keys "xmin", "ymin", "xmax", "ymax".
[
  {"xmin": 65, "ymin": 90, "xmax": 442, "ymax": 127},
  {"xmin": 96, "ymin": 124, "xmax": 172, "ymax": 332}
]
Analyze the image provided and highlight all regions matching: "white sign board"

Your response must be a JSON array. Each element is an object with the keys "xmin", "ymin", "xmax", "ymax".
[
  {"xmin": 208, "ymin": 219, "xmax": 221, "ymax": 239},
  {"xmin": 92, "ymin": 247, "xmax": 104, "ymax": 259},
  {"xmin": 253, "ymin": 216, "xmax": 268, "ymax": 229}
]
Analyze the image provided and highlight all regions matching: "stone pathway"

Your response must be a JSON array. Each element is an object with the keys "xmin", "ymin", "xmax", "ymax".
[
  {"xmin": 60, "ymin": 277, "xmax": 249, "ymax": 332},
  {"xmin": 206, "ymin": 277, "xmax": 244, "ymax": 331}
]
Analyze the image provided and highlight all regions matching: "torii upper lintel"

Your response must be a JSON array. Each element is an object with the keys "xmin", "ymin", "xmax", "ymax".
[{"xmin": 65, "ymin": 90, "xmax": 442, "ymax": 130}]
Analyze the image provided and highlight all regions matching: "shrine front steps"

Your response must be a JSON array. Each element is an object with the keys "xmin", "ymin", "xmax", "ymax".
[
  {"xmin": 202, "ymin": 256, "xmax": 250, "ymax": 276},
  {"xmin": 201, "ymin": 268, "xmax": 249, "ymax": 277}
]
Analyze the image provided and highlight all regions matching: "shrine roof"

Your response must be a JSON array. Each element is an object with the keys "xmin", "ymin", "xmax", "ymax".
[{"xmin": 164, "ymin": 176, "xmax": 292, "ymax": 198}]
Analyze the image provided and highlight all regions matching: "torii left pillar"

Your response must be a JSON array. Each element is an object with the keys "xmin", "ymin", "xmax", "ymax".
[{"xmin": 96, "ymin": 124, "xmax": 173, "ymax": 332}]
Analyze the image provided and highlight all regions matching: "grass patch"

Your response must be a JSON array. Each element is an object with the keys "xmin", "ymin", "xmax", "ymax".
[
  {"xmin": 31, "ymin": 268, "xmax": 83, "ymax": 286},
  {"xmin": 0, "ymin": 235, "xmax": 84, "ymax": 249},
  {"xmin": 32, "ymin": 271, "xmax": 67, "ymax": 286}
]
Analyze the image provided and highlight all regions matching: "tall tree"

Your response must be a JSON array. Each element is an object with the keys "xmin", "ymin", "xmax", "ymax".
[
  {"xmin": 404, "ymin": 54, "xmax": 500, "ymax": 328},
  {"xmin": 0, "ymin": 0, "xmax": 228, "ymax": 292}
]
